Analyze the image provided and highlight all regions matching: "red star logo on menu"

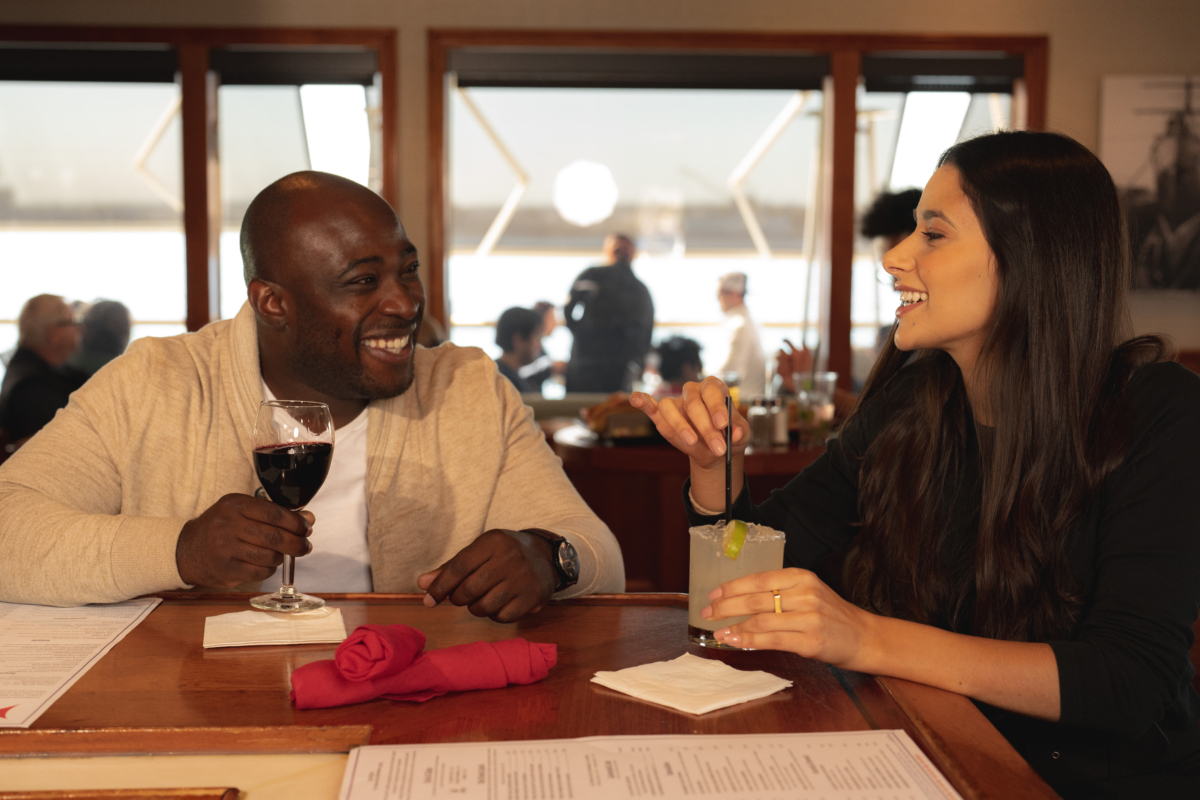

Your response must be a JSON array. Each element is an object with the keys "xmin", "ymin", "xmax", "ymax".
[{"xmin": 0, "ymin": 706, "xmax": 15, "ymax": 719}]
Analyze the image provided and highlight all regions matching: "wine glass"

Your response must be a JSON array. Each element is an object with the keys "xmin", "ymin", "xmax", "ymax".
[{"xmin": 249, "ymin": 400, "xmax": 335, "ymax": 612}]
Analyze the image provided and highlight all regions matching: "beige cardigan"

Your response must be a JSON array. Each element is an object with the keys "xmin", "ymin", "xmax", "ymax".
[{"xmin": 0, "ymin": 303, "xmax": 624, "ymax": 606}]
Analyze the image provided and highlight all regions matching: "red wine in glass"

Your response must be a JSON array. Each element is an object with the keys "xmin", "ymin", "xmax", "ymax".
[
  {"xmin": 254, "ymin": 442, "xmax": 333, "ymax": 510},
  {"xmin": 249, "ymin": 400, "xmax": 334, "ymax": 613}
]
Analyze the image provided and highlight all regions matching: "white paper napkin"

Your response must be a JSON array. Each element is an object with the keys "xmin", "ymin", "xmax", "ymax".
[
  {"xmin": 591, "ymin": 653, "xmax": 793, "ymax": 715},
  {"xmin": 202, "ymin": 607, "xmax": 348, "ymax": 649}
]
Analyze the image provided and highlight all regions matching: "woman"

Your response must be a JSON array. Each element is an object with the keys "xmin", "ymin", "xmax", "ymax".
[{"xmin": 631, "ymin": 131, "xmax": 1200, "ymax": 798}]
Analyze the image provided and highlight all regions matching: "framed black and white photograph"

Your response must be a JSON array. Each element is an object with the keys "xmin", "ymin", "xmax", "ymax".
[{"xmin": 1100, "ymin": 75, "xmax": 1200, "ymax": 290}]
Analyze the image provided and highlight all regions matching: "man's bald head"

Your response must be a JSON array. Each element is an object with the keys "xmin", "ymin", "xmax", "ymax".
[
  {"xmin": 18, "ymin": 294, "xmax": 80, "ymax": 366},
  {"xmin": 240, "ymin": 171, "xmax": 400, "ymax": 288}
]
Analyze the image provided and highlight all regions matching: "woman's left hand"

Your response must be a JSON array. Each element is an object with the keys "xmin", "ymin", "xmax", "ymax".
[{"xmin": 702, "ymin": 568, "xmax": 877, "ymax": 671}]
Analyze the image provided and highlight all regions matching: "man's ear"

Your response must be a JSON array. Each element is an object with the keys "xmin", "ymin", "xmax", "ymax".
[{"xmin": 248, "ymin": 278, "xmax": 289, "ymax": 331}]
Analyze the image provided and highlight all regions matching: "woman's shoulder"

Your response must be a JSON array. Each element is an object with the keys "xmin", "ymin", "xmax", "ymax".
[{"xmin": 1127, "ymin": 360, "xmax": 1200, "ymax": 418}]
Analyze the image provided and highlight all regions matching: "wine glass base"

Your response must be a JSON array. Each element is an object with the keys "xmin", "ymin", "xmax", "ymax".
[{"xmin": 250, "ymin": 591, "xmax": 325, "ymax": 613}]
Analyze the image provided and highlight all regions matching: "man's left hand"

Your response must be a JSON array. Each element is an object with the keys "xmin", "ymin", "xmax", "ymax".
[{"xmin": 417, "ymin": 529, "xmax": 558, "ymax": 622}]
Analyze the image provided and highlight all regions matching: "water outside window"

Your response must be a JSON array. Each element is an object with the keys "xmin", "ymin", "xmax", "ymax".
[
  {"xmin": 0, "ymin": 81, "xmax": 186, "ymax": 373},
  {"xmin": 447, "ymin": 87, "xmax": 827, "ymax": 396},
  {"xmin": 852, "ymin": 89, "xmax": 1012, "ymax": 387},
  {"xmin": 218, "ymin": 84, "xmax": 378, "ymax": 321}
]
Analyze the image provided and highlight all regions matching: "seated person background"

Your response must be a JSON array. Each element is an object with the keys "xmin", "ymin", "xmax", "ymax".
[
  {"xmin": 0, "ymin": 172, "xmax": 624, "ymax": 618},
  {"xmin": 0, "ymin": 294, "xmax": 86, "ymax": 444},
  {"xmin": 861, "ymin": 187, "xmax": 923, "ymax": 252},
  {"xmin": 493, "ymin": 306, "xmax": 544, "ymax": 393},
  {"xmin": 66, "ymin": 299, "xmax": 132, "ymax": 377},
  {"xmin": 515, "ymin": 301, "xmax": 567, "ymax": 391},
  {"xmin": 653, "ymin": 336, "xmax": 702, "ymax": 397}
]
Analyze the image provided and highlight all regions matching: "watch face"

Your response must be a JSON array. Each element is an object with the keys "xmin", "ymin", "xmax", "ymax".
[{"xmin": 558, "ymin": 540, "xmax": 581, "ymax": 581}]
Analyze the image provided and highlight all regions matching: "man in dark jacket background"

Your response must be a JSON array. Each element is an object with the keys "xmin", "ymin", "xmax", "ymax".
[{"xmin": 563, "ymin": 233, "xmax": 655, "ymax": 393}]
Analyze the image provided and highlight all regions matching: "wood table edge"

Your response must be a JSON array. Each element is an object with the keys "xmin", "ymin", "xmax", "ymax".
[
  {"xmin": 874, "ymin": 676, "xmax": 1060, "ymax": 800},
  {"xmin": 0, "ymin": 789, "xmax": 238, "ymax": 800},
  {"xmin": 140, "ymin": 591, "xmax": 689, "ymax": 607},
  {"xmin": 0, "ymin": 725, "xmax": 371, "ymax": 758}
]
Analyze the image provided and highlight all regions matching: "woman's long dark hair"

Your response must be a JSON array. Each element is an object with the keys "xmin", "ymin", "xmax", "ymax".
[{"xmin": 850, "ymin": 131, "xmax": 1168, "ymax": 642}]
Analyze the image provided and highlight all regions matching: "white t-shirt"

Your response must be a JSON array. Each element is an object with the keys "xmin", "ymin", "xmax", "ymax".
[{"xmin": 260, "ymin": 383, "xmax": 372, "ymax": 592}]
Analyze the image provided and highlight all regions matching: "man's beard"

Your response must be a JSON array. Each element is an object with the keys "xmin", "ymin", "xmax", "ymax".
[{"xmin": 286, "ymin": 316, "xmax": 420, "ymax": 401}]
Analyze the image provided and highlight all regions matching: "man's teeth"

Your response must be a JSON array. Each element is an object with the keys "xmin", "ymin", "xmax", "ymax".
[
  {"xmin": 363, "ymin": 335, "xmax": 410, "ymax": 353},
  {"xmin": 900, "ymin": 291, "xmax": 928, "ymax": 306}
]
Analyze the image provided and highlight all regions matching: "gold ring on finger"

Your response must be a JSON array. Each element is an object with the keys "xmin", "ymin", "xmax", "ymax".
[{"xmin": 772, "ymin": 590, "xmax": 782, "ymax": 614}]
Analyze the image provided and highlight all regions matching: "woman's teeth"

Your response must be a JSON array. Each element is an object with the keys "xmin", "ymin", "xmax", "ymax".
[
  {"xmin": 900, "ymin": 291, "xmax": 928, "ymax": 306},
  {"xmin": 363, "ymin": 335, "xmax": 410, "ymax": 354}
]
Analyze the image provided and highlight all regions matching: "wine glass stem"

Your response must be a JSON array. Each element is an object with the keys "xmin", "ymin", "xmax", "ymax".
[{"xmin": 280, "ymin": 555, "xmax": 297, "ymax": 598}]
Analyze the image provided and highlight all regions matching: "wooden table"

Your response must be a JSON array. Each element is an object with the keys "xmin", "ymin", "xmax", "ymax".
[
  {"xmin": 553, "ymin": 424, "xmax": 824, "ymax": 592},
  {"xmin": 0, "ymin": 594, "xmax": 1055, "ymax": 800}
]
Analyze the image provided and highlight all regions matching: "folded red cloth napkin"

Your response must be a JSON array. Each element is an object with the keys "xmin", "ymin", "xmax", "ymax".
[
  {"xmin": 291, "ymin": 624, "xmax": 557, "ymax": 709},
  {"xmin": 335, "ymin": 624, "xmax": 425, "ymax": 680}
]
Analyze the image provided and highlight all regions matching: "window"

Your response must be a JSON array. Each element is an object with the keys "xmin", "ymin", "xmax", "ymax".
[
  {"xmin": 0, "ymin": 46, "xmax": 186, "ymax": 361},
  {"xmin": 445, "ymin": 50, "xmax": 828, "ymax": 395}
]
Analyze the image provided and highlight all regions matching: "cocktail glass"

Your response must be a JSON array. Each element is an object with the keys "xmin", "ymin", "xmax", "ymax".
[{"xmin": 688, "ymin": 521, "xmax": 786, "ymax": 649}]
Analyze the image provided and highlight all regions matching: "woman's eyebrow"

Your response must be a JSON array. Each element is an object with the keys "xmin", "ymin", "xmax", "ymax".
[{"xmin": 916, "ymin": 208, "xmax": 957, "ymax": 229}]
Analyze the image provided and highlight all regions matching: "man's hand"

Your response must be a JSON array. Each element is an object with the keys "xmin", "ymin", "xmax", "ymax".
[
  {"xmin": 417, "ymin": 529, "xmax": 558, "ymax": 623},
  {"xmin": 176, "ymin": 493, "xmax": 313, "ymax": 588}
]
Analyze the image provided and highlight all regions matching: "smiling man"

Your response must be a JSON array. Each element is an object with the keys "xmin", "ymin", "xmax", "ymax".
[{"xmin": 0, "ymin": 172, "xmax": 625, "ymax": 617}]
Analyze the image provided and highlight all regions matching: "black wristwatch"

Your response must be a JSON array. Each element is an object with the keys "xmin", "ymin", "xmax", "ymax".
[{"xmin": 522, "ymin": 528, "xmax": 580, "ymax": 592}]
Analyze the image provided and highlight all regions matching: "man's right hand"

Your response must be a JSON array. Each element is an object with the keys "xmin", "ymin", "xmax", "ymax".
[{"xmin": 176, "ymin": 493, "xmax": 313, "ymax": 588}]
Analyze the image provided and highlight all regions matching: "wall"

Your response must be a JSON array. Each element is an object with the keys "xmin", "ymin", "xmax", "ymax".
[{"xmin": 4, "ymin": 0, "xmax": 1200, "ymax": 341}]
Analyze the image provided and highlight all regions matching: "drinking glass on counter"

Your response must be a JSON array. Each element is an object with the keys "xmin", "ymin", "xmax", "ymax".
[
  {"xmin": 688, "ymin": 522, "xmax": 785, "ymax": 648},
  {"xmin": 250, "ymin": 400, "xmax": 334, "ymax": 612},
  {"xmin": 792, "ymin": 371, "xmax": 838, "ymax": 447}
]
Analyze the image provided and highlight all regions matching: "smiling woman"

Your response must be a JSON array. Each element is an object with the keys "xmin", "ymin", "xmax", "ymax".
[
  {"xmin": 884, "ymin": 163, "xmax": 1000, "ymax": 399},
  {"xmin": 634, "ymin": 130, "xmax": 1200, "ymax": 798}
]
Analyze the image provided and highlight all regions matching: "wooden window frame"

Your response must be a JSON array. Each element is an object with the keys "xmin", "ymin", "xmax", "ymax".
[
  {"xmin": 427, "ymin": 30, "xmax": 1047, "ymax": 388},
  {"xmin": 0, "ymin": 25, "xmax": 398, "ymax": 332}
]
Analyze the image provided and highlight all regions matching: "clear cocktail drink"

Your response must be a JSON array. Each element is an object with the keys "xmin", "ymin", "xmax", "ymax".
[{"xmin": 688, "ymin": 522, "xmax": 786, "ymax": 648}]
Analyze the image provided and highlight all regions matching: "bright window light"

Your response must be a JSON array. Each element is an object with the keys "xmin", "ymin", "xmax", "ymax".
[
  {"xmin": 298, "ymin": 85, "xmax": 370, "ymax": 186},
  {"xmin": 552, "ymin": 159, "xmax": 619, "ymax": 227},
  {"xmin": 888, "ymin": 92, "xmax": 971, "ymax": 191}
]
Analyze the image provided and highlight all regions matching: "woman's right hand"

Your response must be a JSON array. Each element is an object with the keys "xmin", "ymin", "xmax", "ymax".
[{"xmin": 630, "ymin": 377, "xmax": 749, "ymax": 470}]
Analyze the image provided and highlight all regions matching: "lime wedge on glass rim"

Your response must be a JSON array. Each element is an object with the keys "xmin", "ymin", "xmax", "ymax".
[{"xmin": 723, "ymin": 520, "xmax": 748, "ymax": 560}]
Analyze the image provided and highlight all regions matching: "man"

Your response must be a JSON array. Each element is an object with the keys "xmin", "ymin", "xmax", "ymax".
[
  {"xmin": 862, "ymin": 188, "xmax": 922, "ymax": 253},
  {"xmin": 652, "ymin": 336, "xmax": 702, "ymax": 397},
  {"xmin": 67, "ymin": 300, "xmax": 132, "ymax": 377},
  {"xmin": 716, "ymin": 272, "xmax": 766, "ymax": 398},
  {"xmin": 493, "ymin": 306, "xmax": 544, "ymax": 393},
  {"xmin": 564, "ymin": 234, "xmax": 654, "ymax": 393},
  {"xmin": 0, "ymin": 172, "xmax": 624, "ymax": 617},
  {"xmin": 0, "ymin": 294, "xmax": 86, "ymax": 443}
]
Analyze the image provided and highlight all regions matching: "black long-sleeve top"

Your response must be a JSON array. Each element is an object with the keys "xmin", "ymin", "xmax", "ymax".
[{"xmin": 686, "ymin": 361, "xmax": 1200, "ymax": 796}]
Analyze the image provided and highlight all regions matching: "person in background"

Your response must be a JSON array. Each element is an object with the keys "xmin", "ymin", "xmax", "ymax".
[
  {"xmin": 494, "ymin": 306, "xmax": 545, "ymax": 393},
  {"xmin": 67, "ymin": 300, "xmax": 132, "ymax": 377},
  {"xmin": 564, "ymin": 234, "xmax": 655, "ymax": 393},
  {"xmin": 861, "ymin": 188, "xmax": 923, "ymax": 252},
  {"xmin": 516, "ymin": 301, "xmax": 567, "ymax": 392},
  {"xmin": 653, "ymin": 336, "xmax": 703, "ymax": 397},
  {"xmin": 0, "ymin": 294, "xmax": 85, "ymax": 444},
  {"xmin": 716, "ymin": 272, "xmax": 766, "ymax": 398}
]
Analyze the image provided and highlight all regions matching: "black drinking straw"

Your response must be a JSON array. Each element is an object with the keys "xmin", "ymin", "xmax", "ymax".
[{"xmin": 725, "ymin": 394, "xmax": 733, "ymax": 523}]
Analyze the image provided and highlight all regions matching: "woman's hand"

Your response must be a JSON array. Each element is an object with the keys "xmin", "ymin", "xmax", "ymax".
[
  {"xmin": 702, "ymin": 568, "xmax": 877, "ymax": 672},
  {"xmin": 630, "ymin": 377, "xmax": 749, "ymax": 470}
]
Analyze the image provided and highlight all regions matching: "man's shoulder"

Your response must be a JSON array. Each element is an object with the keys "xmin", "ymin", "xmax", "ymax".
[
  {"xmin": 412, "ymin": 342, "xmax": 500, "ymax": 395},
  {"xmin": 89, "ymin": 319, "xmax": 235, "ymax": 387}
]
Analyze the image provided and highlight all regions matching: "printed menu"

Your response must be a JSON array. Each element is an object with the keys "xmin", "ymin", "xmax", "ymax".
[
  {"xmin": 0, "ymin": 597, "xmax": 160, "ymax": 728},
  {"xmin": 339, "ymin": 729, "xmax": 963, "ymax": 800}
]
